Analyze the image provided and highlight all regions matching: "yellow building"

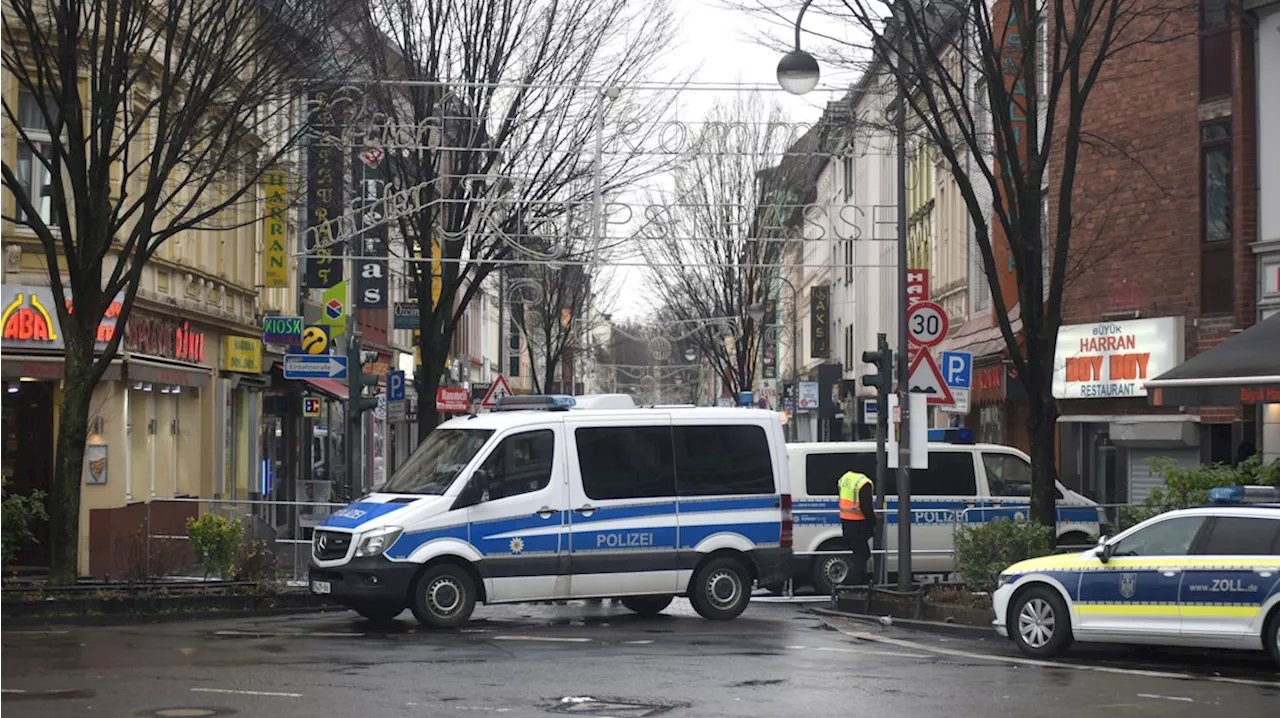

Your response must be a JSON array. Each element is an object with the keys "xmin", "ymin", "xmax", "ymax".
[{"xmin": 1, "ymin": 79, "xmax": 269, "ymax": 576}]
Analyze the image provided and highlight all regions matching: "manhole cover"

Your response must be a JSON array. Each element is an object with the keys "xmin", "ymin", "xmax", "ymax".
[
  {"xmin": 549, "ymin": 697, "xmax": 679, "ymax": 717},
  {"xmin": 140, "ymin": 709, "xmax": 234, "ymax": 717}
]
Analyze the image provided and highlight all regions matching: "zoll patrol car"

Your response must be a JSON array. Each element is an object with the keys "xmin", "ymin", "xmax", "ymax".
[
  {"xmin": 309, "ymin": 395, "xmax": 793, "ymax": 627},
  {"xmin": 993, "ymin": 488, "xmax": 1280, "ymax": 668}
]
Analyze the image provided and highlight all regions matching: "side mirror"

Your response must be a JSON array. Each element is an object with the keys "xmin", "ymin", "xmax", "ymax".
[
  {"xmin": 453, "ymin": 469, "xmax": 492, "ymax": 509},
  {"xmin": 1096, "ymin": 535, "xmax": 1113, "ymax": 564}
]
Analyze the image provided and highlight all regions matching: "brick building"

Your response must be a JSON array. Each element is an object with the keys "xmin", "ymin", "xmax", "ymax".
[{"xmin": 1051, "ymin": 1, "xmax": 1263, "ymax": 504}]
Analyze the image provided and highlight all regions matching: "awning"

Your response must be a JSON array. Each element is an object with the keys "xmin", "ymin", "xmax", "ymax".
[
  {"xmin": 1, "ymin": 354, "xmax": 122, "ymax": 381},
  {"xmin": 125, "ymin": 357, "xmax": 212, "ymax": 388},
  {"xmin": 1147, "ymin": 314, "xmax": 1280, "ymax": 406},
  {"xmin": 302, "ymin": 377, "xmax": 347, "ymax": 400}
]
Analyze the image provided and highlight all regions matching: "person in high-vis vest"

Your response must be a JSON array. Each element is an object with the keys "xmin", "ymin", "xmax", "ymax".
[{"xmin": 837, "ymin": 471, "xmax": 877, "ymax": 588}]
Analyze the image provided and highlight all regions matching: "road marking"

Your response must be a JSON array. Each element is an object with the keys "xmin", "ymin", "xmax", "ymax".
[
  {"xmin": 1138, "ymin": 694, "xmax": 1194, "ymax": 703},
  {"xmin": 492, "ymin": 635, "xmax": 591, "ymax": 643},
  {"xmin": 190, "ymin": 688, "xmax": 302, "ymax": 698},
  {"xmin": 622, "ymin": 640, "xmax": 655, "ymax": 645},
  {"xmin": 821, "ymin": 619, "xmax": 1280, "ymax": 688},
  {"xmin": 1, "ymin": 689, "xmax": 27, "ymax": 694},
  {"xmin": 786, "ymin": 644, "xmax": 927, "ymax": 659},
  {"xmin": 4, "ymin": 630, "xmax": 69, "ymax": 635},
  {"xmin": 213, "ymin": 630, "xmax": 365, "ymax": 638}
]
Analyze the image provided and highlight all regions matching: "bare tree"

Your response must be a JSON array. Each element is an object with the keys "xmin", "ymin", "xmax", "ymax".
[
  {"xmin": 351, "ymin": 0, "xmax": 677, "ymax": 434},
  {"xmin": 731, "ymin": 0, "xmax": 1188, "ymax": 524},
  {"xmin": 1, "ymin": 0, "xmax": 347, "ymax": 582},
  {"xmin": 508, "ymin": 227, "xmax": 616, "ymax": 394},
  {"xmin": 645, "ymin": 94, "xmax": 829, "ymax": 398}
]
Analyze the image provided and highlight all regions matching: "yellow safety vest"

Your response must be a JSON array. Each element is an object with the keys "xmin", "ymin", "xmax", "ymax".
[{"xmin": 838, "ymin": 472, "xmax": 873, "ymax": 521}]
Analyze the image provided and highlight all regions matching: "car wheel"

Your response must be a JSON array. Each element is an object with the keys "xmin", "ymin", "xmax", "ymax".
[
  {"xmin": 1010, "ymin": 586, "xmax": 1073, "ymax": 659},
  {"xmin": 351, "ymin": 602, "xmax": 404, "ymax": 622},
  {"xmin": 811, "ymin": 553, "xmax": 851, "ymax": 595},
  {"xmin": 1265, "ymin": 608, "xmax": 1280, "ymax": 670},
  {"xmin": 691, "ymin": 557, "xmax": 751, "ymax": 621},
  {"xmin": 410, "ymin": 564, "xmax": 476, "ymax": 629},
  {"xmin": 620, "ymin": 595, "xmax": 674, "ymax": 617}
]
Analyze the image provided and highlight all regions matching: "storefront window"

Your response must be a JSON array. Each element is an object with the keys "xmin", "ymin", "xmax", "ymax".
[{"xmin": 978, "ymin": 405, "xmax": 1004, "ymax": 445}]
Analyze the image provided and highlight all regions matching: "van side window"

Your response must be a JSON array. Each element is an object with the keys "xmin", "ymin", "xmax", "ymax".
[
  {"xmin": 912, "ymin": 452, "xmax": 977, "ymax": 496},
  {"xmin": 804, "ymin": 452, "xmax": 879, "ymax": 496},
  {"xmin": 982, "ymin": 453, "xmax": 1033, "ymax": 497},
  {"xmin": 575, "ymin": 426, "xmax": 676, "ymax": 500},
  {"xmin": 673, "ymin": 425, "xmax": 774, "ymax": 495},
  {"xmin": 478, "ymin": 430, "xmax": 555, "ymax": 501}
]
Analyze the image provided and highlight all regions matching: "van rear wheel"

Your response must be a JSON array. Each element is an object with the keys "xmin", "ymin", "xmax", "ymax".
[
  {"xmin": 811, "ymin": 553, "xmax": 850, "ymax": 595},
  {"xmin": 621, "ymin": 595, "xmax": 673, "ymax": 617},
  {"xmin": 410, "ymin": 564, "xmax": 476, "ymax": 629},
  {"xmin": 691, "ymin": 557, "xmax": 751, "ymax": 621}
]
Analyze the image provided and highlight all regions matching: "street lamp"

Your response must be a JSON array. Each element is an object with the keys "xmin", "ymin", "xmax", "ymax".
[
  {"xmin": 776, "ymin": 0, "xmax": 819, "ymax": 95},
  {"xmin": 684, "ymin": 347, "xmax": 697, "ymax": 363},
  {"xmin": 747, "ymin": 302, "xmax": 766, "ymax": 323}
]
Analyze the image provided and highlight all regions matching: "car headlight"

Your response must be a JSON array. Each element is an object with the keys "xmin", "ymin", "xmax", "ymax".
[
  {"xmin": 996, "ymin": 572, "xmax": 1014, "ymax": 589},
  {"xmin": 355, "ymin": 526, "xmax": 404, "ymax": 557}
]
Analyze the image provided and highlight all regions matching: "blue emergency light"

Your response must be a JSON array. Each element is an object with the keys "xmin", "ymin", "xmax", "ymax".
[
  {"xmin": 928, "ymin": 427, "xmax": 976, "ymax": 444},
  {"xmin": 493, "ymin": 394, "xmax": 577, "ymax": 412},
  {"xmin": 1208, "ymin": 485, "xmax": 1280, "ymax": 504}
]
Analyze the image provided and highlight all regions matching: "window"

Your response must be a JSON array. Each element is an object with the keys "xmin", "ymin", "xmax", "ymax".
[
  {"xmin": 1199, "ymin": 0, "xmax": 1231, "ymax": 100},
  {"xmin": 507, "ymin": 316, "xmax": 521, "ymax": 377},
  {"xmin": 1111, "ymin": 516, "xmax": 1207, "ymax": 557},
  {"xmin": 576, "ymin": 426, "xmax": 675, "ymax": 500},
  {"xmin": 477, "ymin": 430, "xmax": 555, "ymax": 501},
  {"xmin": 842, "ymin": 154, "xmax": 854, "ymax": 201},
  {"xmin": 983, "ymin": 453, "xmax": 1033, "ymax": 497},
  {"xmin": 911, "ymin": 451, "xmax": 978, "ymax": 496},
  {"xmin": 382, "ymin": 429, "xmax": 494, "ymax": 495},
  {"xmin": 1201, "ymin": 121, "xmax": 1233, "ymax": 314},
  {"xmin": 15, "ymin": 90, "xmax": 60, "ymax": 227},
  {"xmin": 805, "ymin": 452, "xmax": 878, "ymax": 496},
  {"xmin": 1196, "ymin": 517, "xmax": 1280, "ymax": 557},
  {"xmin": 673, "ymin": 425, "xmax": 774, "ymax": 496}
]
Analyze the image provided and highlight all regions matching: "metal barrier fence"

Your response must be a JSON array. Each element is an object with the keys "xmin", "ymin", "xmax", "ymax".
[
  {"xmin": 138, "ymin": 497, "xmax": 1160, "ymax": 584},
  {"xmin": 143, "ymin": 497, "xmax": 346, "ymax": 583}
]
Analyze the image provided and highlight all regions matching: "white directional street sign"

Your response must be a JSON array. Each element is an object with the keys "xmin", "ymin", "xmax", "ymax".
[
  {"xmin": 284, "ymin": 354, "xmax": 348, "ymax": 380},
  {"xmin": 907, "ymin": 350, "xmax": 955, "ymax": 405},
  {"xmin": 907, "ymin": 301, "xmax": 948, "ymax": 348}
]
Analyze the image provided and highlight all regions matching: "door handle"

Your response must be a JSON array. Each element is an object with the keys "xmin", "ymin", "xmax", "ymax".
[
  {"xmin": 573, "ymin": 504, "xmax": 596, "ymax": 517},
  {"xmin": 1158, "ymin": 567, "xmax": 1182, "ymax": 577},
  {"xmin": 535, "ymin": 506, "xmax": 556, "ymax": 519},
  {"xmin": 1253, "ymin": 567, "xmax": 1275, "ymax": 578}
]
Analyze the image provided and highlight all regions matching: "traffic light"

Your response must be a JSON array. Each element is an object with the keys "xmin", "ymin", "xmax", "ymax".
[
  {"xmin": 861, "ymin": 333, "xmax": 893, "ymax": 395},
  {"xmin": 346, "ymin": 335, "xmax": 379, "ymax": 417}
]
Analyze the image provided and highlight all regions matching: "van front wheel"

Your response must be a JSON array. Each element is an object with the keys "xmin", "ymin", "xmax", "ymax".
[
  {"xmin": 410, "ymin": 564, "xmax": 476, "ymax": 629},
  {"xmin": 691, "ymin": 557, "xmax": 751, "ymax": 621}
]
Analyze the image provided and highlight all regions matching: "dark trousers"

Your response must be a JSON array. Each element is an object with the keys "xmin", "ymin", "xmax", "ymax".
[{"xmin": 842, "ymin": 519, "xmax": 874, "ymax": 587}]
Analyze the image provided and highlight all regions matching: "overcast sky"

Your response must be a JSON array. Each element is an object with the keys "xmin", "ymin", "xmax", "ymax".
[{"xmin": 604, "ymin": 0, "xmax": 862, "ymax": 320}]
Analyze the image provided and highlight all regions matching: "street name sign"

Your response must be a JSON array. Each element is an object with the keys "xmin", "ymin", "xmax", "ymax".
[{"xmin": 284, "ymin": 354, "xmax": 348, "ymax": 380}]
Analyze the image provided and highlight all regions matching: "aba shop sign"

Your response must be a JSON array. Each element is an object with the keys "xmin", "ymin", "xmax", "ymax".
[
  {"xmin": 124, "ymin": 314, "xmax": 207, "ymax": 363},
  {"xmin": 1, "ymin": 285, "xmax": 123, "ymax": 350}
]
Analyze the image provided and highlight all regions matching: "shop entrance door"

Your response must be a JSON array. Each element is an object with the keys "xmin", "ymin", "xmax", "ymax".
[{"xmin": 2, "ymin": 381, "xmax": 55, "ymax": 568}]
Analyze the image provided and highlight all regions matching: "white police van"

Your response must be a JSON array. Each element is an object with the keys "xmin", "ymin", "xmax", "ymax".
[
  {"xmin": 309, "ymin": 395, "xmax": 793, "ymax": 627},
  {"xmin": 787, "ymin": 430, "xmax": 1103, "ymax": 593}
]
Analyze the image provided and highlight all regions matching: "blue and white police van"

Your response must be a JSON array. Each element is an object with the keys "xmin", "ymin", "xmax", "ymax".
[
  {"xmin": 786, "ymin": 430, "xmax": 1104, "ymax": 592},
  {"xmin": 993, "ymin": 486, "xmax": 1280, "ymax": 667},
  {"xmin": 309, "ymin": 395, "xmax": 793, "ymax": 627}
]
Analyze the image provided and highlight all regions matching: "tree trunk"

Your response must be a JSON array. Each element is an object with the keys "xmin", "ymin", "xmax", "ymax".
[
  {"xmin": 416, "ymin": 342, "xmax": 447, "ymax": 440},
  {"xmin": 1026, "ymin": 388, "xmax": 1060, "ymax": 527},
  {"xmin": 48, "ymin": 348, "xmax": 96, "ymax": 584}
]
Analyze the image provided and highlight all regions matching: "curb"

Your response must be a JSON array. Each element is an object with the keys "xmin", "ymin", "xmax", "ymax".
[
  {"xmin": 808, "ymin": 606, "xmax": 997, "ymax": 640},
  {"xmin": 1, "ymin": 604, "xmax": 347, "ymax": 628}
]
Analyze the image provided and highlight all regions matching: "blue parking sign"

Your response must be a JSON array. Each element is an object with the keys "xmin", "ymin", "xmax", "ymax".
[
  {"xmin": 387, "ymin": 370, "xmax": 406, "ymax": 402},
  {"xmin": 940, "ymin": 351, "xmax": 972, "ymax": 389}
]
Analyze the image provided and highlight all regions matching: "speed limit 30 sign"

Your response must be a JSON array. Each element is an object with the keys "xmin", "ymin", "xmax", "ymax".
[{"xmin": 907, "ymin": 301, "xmax": 948, "ymax": 348}]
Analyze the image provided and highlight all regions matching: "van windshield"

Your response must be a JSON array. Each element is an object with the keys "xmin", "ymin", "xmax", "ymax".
[{"xmin": 382, "ymin": 429, "xmax": 494, "ymax": 495}]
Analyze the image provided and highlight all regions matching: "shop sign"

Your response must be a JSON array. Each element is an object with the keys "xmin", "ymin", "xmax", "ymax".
[
  {"xmin": 262, "ymin": 171, "xmax": 290, "ymax": 288},
  {"xmin": 124, "ymin": 315, "xmax": 207, "ymax": 363},
  {"xmin": 1, "ymin": 285, "xmax": 123, "ymax": 350},
  {"xmin": 436, "ymin": 386, "xmax": 469, "ymax": 413},
  {"xmin": 972, "ymin": 363, "xmax": 1004, "ymax": 405},
  {"xmin": 393, "ymin": 302, "xmax": 419, "ymax": 329},
  {"xmin": 362, "ymin": 360, "xmax": 390, "ymax": 381},
  {"xmin": 302, "ymin": 396, "xmax": 322, "ymax": 418},
  {"xmin": 1053, "ymin": 317, "xmax": 1183, "ymax": 399},
  {"xmin": 263, "ymin": 315, "xmax": 304, "ymax": 345},
  {"xmin": 222, "ymin": 336, "xmax": 263, "ymax": 373},
  {"xmin": 809, "ymin": 286, "xmax": 829, "ymax": 359}
]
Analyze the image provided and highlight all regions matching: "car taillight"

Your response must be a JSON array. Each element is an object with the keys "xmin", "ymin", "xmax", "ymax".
[{"xmin": 780, "ymin": 494, "xmax": 793, "ymax": 548}]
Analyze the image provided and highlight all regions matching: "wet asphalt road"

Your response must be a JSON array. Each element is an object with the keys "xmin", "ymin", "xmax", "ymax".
[{"xmin": 3, "ymin": 598, "xmax": 1278, "ymax": 717}]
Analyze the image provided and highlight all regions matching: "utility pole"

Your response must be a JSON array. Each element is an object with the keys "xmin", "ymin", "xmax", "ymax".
[{"xmin": 894, "ymin": 28, "xmax": 913, "ymax": 592}]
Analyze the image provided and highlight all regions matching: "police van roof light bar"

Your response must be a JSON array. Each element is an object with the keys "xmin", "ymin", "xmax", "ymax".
[{"xmin": 493, "ymin": 394, "xmax": 577, "ymax": 412}]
